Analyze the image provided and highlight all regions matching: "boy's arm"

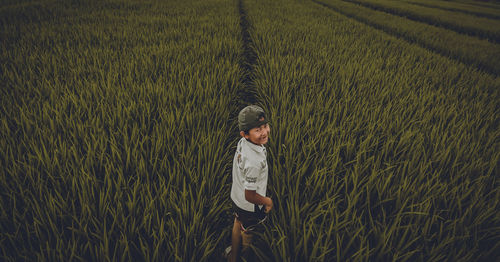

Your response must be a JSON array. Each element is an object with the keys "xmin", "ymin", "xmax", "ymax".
[
  {"xmin": 243, "ymin": 164, "xmax": 273, "ymax": 212},
  {"xmin": 245, "ymin": 190, "xmax": 272, "ymax": 208}
]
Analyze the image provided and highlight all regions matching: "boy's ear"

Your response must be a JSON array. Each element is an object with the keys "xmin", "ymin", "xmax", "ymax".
[{"xmin": 240, "ymin": 131, "xmax": 246, "ymax": 137}]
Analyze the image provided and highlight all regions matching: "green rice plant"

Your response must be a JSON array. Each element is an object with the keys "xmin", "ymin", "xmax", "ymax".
[
  {"xmin": 314, "ymin": 0, "xmax": 500, "ymax": 75},
  {"xmin": 344, "ymin": 0, "xmax": 500, "ymax": 43},
  {"xmin": 0, "ymin": 0, "xmax": 246, "ymax": 260},
  {"xmin": 243, "ymin": 0, "xmax": 499, "ymax": 260},
  {"xmin": 1, "ymin": 0, "xmax": 499, "ymax": 260},
  {"xmin": 448, "ymin": 0, "xmax": 500, "ymax": 10},
  {"xmin": 401, "ymin": 0, "xmax": 500, "ymax": 19}
]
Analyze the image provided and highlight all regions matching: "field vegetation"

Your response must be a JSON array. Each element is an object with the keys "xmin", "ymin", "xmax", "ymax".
[
  {"xmin": 1, "ymin": 0, "xmax": 499, "ymax": 261},
  {"xmin": 245, "ymin": 0, "xmax": 499, "ymax": 260},
  {"xmin": 451, "ymin": 0, "xmax": 500, "ymax": 9},
  {"xmin": 343, "ymin": 0, "xmax": 500, "ymax": 43},
  {"xmin": 1, "ymin": 0, "xmax": 244, "ymax": 260},
  {"xmin": 314, "ymin": 0, "xmax": 500, "ymax": 75},
  {"xmin": 401, "ymin": 0, "xmax": 500, "ymax": 19}
]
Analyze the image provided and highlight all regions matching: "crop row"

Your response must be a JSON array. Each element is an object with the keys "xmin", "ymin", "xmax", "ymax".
[
  {"xmin": 314, "ymin": 0, "xmax": 500, "ymax": 76},
  {"xmin": 245, "ymin": 0, "xmax": 499, "ymax": 260},
  {"xmin": 344, "ymin": 0, "xmax": 500, "ymax": 43},
  {"xmin": 451, "ymin": 0, "xmax": 500, "ymax": 10},
  {"xmin": 402, "ymin": 0, "xmax": 500, "ymax": 20},
  {"xmin": 1, "ymin": 0, "xmax": 244, "ymax": 260}
]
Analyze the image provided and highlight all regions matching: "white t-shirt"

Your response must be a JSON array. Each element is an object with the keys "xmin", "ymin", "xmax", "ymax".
[{"xmin": 231, "ymin": 137, "xmax": 268, "ymax": 212}]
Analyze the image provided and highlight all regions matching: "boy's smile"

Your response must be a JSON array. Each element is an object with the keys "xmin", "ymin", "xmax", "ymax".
[{"xmin": 242, "ymin": 121, "xmax": 270, "ymax": 146}]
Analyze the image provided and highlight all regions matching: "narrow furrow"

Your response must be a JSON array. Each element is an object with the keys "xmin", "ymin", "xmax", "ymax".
[
  {"xmin": 218, "ymin": 0, "xmax": 261, "ymax": 256},
  {"xmin": 224, "ymin": 0, "xmax": 260, "ymax": 148},
  {"xmin": 224, "ymin": 0, "xmax": 259, "ymax": 148},
  {"xmin": 236, "ymin": 0, "xmax": 258, "ymax": 106}
]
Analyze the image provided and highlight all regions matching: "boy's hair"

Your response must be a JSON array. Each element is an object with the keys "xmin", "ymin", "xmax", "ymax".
[{"xmin": 238, "ymin": 105, "xmax": 268, "ymax": 132}]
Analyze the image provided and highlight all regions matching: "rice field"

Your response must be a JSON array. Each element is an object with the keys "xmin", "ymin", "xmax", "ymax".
[
  {"xmin": 313, "ymin": 0, "xmax": 500, "ymax": 75},
  {"xmin": 343, "ymin": 0, "xmax": 500, "ymax": 43},
  {"xmin": 401, "ymin": 0, "xmax": 500, "ymax": 19},
  {"xmin": 1, "ymin": 0, "xmax": 499, "ymax": 261}
]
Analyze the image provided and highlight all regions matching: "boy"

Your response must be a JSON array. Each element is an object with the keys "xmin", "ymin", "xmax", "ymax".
[{"xmin": 226, "ymin": 105, "xmax": 273, "ymax": 262}]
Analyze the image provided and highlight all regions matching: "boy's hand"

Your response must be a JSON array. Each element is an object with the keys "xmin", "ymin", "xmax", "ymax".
[
  {"xmin": 244, "ymin": 190, "xmax": 273, "ymax": 213},
  {"xmin": 264, "ymin": 197, "xmax": 273, "ymax": 213}
]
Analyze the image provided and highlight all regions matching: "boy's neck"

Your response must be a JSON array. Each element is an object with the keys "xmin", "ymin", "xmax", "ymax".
[{"xmin": 245, "ymin": 138, "xmax": 261, "ymax": 146}]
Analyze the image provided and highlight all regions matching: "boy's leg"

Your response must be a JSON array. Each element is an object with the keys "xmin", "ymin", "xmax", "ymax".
[
  {"xmin": 230, "ymin": 217, "xmax": 242, "ymax": 262},
  {"xmin": 241, "ymin": 230, "xmax": 253, "ymax": 253}
]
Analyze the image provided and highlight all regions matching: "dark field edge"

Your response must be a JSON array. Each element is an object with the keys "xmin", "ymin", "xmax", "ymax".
[
  {"xmin": 342, "ymin": 0, "xmax": 500, "ymax": 44},
  {"xmin": 407, "ymin": 1, "xmax": 500, "ymax": 20},
  {"xmin": 236, "ymin": 0, "xmax": 258, "ymax": 106},
  {"xmin": 311, "ymin": 0, "xmax": 500, "ymax": 77},
  {"xmin": 225, "ymin": 0, "xmax": 259, "ymax": 150}
]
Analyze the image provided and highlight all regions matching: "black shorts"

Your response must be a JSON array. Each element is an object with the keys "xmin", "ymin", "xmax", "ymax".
[{"xmin": 232, "ymin": 202, "xmax": 266, "ymax": 229}]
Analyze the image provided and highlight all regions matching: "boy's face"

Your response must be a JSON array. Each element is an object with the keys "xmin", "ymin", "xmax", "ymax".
[{"xmin": 241, "ymin": 122, "xmax": 270, "ymax": 145}]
